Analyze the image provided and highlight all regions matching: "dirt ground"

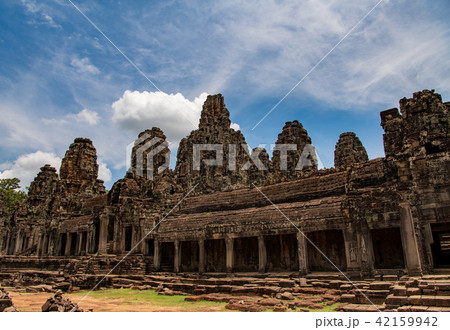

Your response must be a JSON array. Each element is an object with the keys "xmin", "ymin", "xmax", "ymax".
[{"xmin": 9, "ymin": 290, "xmax": 228, "ymax": 312}]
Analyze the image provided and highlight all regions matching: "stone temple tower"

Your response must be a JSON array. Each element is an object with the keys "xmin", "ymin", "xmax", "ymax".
[{"xmin": 59, "ymin": 138, "xmax": 105, "ymax": 194}]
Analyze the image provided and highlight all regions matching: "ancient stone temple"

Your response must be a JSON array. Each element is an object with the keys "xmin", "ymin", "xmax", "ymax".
[
  {"xmin": 334, "ymin": 132, "xmax": 368, "ymax": 168},
  {"xmin": 0, "ymin": 89, "xmax": 449, "ymax": 283}
]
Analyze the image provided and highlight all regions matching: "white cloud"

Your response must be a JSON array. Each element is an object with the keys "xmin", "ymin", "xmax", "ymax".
[
  {"xmin": 71, "ymin": 57, "xmax": 100, "ymax": 75},
  {"xmin": 132, "ymin": 1, "xmax": 449, "ymax": 110},
  {"xmin": 0, "ymin": 162, "xmax": 13, "ymax": 171},
  {"xmin": 21, "ymin": 0, "xmax": 60, "ymax": 28},
  {"xmin": 112, "ymin": 91, "xmax": 208, "ymax": 142},
  {"xmin": 41, "ymin": 118, "xmax": 68, "ymax": 125},
  {"xmin": 230, "ymin": 123, "xmax": 241, "ymax": 131},
  {"xmin": 0, "ymin": 151, "xmax": 62, "ymax": 189},
  {"xmin": 98, "ymin": 161, "xmax": 112, "ymax": 182},
  {"xmin": 71, "ymin": 109, "xmax": 100, "ymax": 126}
]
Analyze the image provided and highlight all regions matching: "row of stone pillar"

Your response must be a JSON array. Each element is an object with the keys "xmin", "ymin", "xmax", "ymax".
[
  {"xmin": 153, "ymin": 233, "xmax": 309, "ymax": 274},
  {"xmin": 152, "ymin": 203, "xmax": 422, "ymax": 276}
]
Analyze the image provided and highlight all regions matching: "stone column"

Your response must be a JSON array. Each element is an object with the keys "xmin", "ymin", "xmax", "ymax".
[
  {"xmin": 55, "ymin": 235, "xmax": 62, "ymax": 256},
  {"xmin": 359, "ymin": 226, "xmax": 375, "ymax": 276},
  {"xmin": 399, "ymin": 202, "xmax": 422, "ymax": 275},
  {"xmin": 41, "ymin": 234, "xmax": 48, "ymax": 255},
  {"xmin": 174, "ymin": 240, "xmax": 181, "ymax": 273},
  {"xmin": 37, "ymin": 234, "xmax": 43, "ymax": 256},
  {"xmin": 297, "ymin": 232, "xmax": 308, "ymax": 276},
  {"xmin": 47, "ymin": 234, "xmax": 53, "ymax": 256},
  {"xmin": 225, "ymin": 236, "xmax": 234, "ymax": 273},
  {"xmin": 198, "ymin": 239, "xmax": 205, "ymax": 273},
  {"xmin": 113, "ymin": 220, "xmax": 120, "ymax": 253},
  {"xmin": 98, "ymin": 215, "xmax": 108, "ymax": 254},
  {"xmin": 154, "ymin": 240, "xmax": 161, "ymax": 271},
  {"xmin": 422, "ymin": 223, "xmax": 435, "ymax": 272},
  {"xmin": 258, "ymin": 236, "xmax": 266, "ymax": 273},
  {"xmin": 14, "ymin": 231, "xmax": 22, "ymax": 254},
  {"xmin": 85, "ymin": 233, "xmax": 90, "ymax": 255},
  {"xmin": 65, "ymin": 233, "xmax": 72, "ymax": 256},
  {"xmin": 138, "ymin": 219, "xmax": 145, "ymax": 254},
  {"xmin": 343, "ymin": 225, "xmax": 360, "ymax": 273},
  {"xmin": 4, "ymin": 234, "xmax": 10, "ymax": 255},
  {"xmin": 76, "ymin": 233, "xmax": 83, "ymax": 256}
]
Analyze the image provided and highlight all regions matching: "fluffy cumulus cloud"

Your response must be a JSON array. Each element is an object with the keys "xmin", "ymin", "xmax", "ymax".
[
  {"xmin": 98, "ymin": 161, "xmax": 112, "ymax": 183},
  {"xmin": 70, "ymin": 57, "xmax": 100, "ymax": 75},
  {"xmin": 230, "ymin": 123, "xmax": 241, "ymax": 131},
  {"xmin": 71, "ymin": 109, "xmax": 100, "ymax": 126},
  {"xmin": 0, "ymin": 151, "xmax": 62, "ymax": 189},
  {"xmin": 112, "ymin": 91, "xmax": 208, "ymax": 142}
]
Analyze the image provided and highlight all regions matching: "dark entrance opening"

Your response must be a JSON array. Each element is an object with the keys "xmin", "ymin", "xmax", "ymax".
[
  {"xmin": 147, "ymin": 239, "xmax": 155, "ymax": 256},
  {"xmin": 59, "ymin": 233, "xmax": 67, "ymax": 256},
  {"xmin": 431, "ymin": 223, "xmax": 450, "ymax": 268},
  {"xmin": 307, "ymin": 230, "xmax": 347, "ymax": 271},
  {"xmin": 265, "ymin": 234, "xmax": 299, "ymax": 271},
  {"xmin": 234, "ymin": 237, "xmax": 259, "ymax": 272},
  {"xmin": 205, "ymin": 239, "xmax": 226, "ymax": 272},
  {"xmin": 107, "ymin": 218, "xmax": 114, "ymax": 242},
  {"xmin": 180, "ymin": 241, "xmax": 199, "ymax": 272},
  {"xmin": 160, "ymin": 242, "xmax": 174, "ymax": 271},
  {"xmin": 371, "ymin": 227, "xmax": 405, "ymax": 269},
  {"xmin": 69, "ymin": 233, "xmax": 77, "ymax": 255},
  {"xmin": 124, "ymin": 226, "xmax": 132, "ymax": 252}
]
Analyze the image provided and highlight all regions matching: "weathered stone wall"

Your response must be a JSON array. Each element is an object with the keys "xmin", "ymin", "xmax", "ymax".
[{"xmin": 0, "ymin": 89, "xmax": 449, "ymax": 279}]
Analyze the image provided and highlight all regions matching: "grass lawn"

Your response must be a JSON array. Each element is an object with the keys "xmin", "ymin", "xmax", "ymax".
[{"xmin": 70, "ymin": 288, "xmax": 230, "ymax": 311}]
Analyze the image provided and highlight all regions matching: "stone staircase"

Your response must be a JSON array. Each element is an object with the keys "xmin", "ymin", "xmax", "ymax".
[
  {"xmin": 385, "ymin": 276, "xmax": 450, "ymax": 312},
  {"xmin": 109, "ymin": 272, "xmax": 300, "ymax": 296},
  {"xmin": 340, "ymin": 275, "xmax": 450, "ymax": 312}
]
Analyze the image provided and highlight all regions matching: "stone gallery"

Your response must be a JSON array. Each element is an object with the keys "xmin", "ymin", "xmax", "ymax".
[{"xmin": 0, "ymin": 89, "xmax": 449, "ymax": 311}]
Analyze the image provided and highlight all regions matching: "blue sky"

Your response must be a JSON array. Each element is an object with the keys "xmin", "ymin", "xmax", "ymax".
[{"xmin": 0, "ymin": 0, "xmax": 449, "ymax": 189}]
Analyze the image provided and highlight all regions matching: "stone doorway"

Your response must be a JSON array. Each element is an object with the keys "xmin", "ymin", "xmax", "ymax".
[
  {"xmin": 124, "ymin": 226, "xmax": 132, "ymax": 252},
  {"xmin": 69, "ymin": 233, "xmax": 77, "ymax": 256},
  {"xmin": 180, "ymin": 241, "xmax": 199, "ymax": 272},
  {"xmin": 160, "ymin": 242, "xmax": 175, "ymax": 271},
  {"xmin": 431, "ymin": 223, "xmax": 450, "ymax": 268},
  {"xmin": 146, "ymin": 239, "xmax": 155, "ymax": 256},
  {"xmin": 234, "ymin": 237, "xmax": 259, "ymax": 272},
  {"xmin": 265, "ymin": 234, "xmax": 299, "ymax": 271},
  {"xmin": 371, "ymin": 228, "xmax": 405, "ymax": 269},
  {"xmin": 205, "ymin": 239, "xmax": 226, "ymax": 272},
  {"xmin": 307, "ymin": 230, "xmax": 347, "ymax": 271}
]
